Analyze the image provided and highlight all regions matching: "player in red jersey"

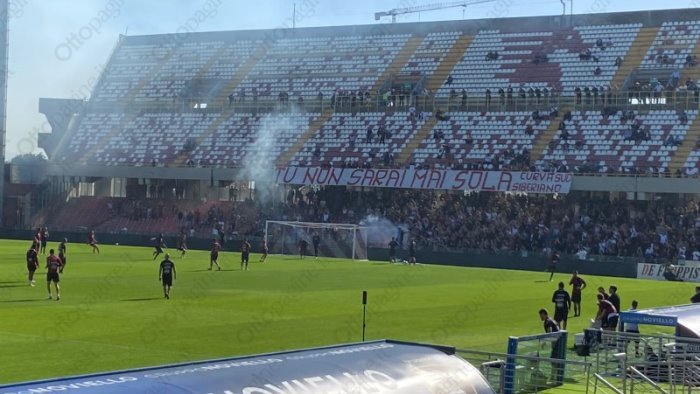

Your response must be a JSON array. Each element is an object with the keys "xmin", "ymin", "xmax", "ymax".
[
  {"xmin": 595, "ymin": 293, "xmax": 619, "ymax": 331},
  {"xmin": 26, "ymin": 244, "xmax": 39, "ymax": 286},
  {"xmin": 209, "ymin": 239, "xmax": 222, "ymax": 271},
  {"xmin": 46, "ymin": 249, "xmax": 63, "ymax": 300},
  {"xmin": 177, "ymin": 231, "xmax": 187, "ymax": 258},
  {"xmin": 33, "ymin": 228, "xmax": 41, "ymax": 249},
  {"xmin": 569, "ymin": 271, "xmax": 587, "ymax": 317},
  {"xmin": 58, "ymin": 238, "xmax": 67, "ymax": 273},
  {"xmin": 88, "ymin": 230, "xmax": 100, "ymax": 254},
  {"xmin": 152, "ymin": 233, "xmax": 166, "ymax": 261},
  {"xmin": 241, "ymin": 239, "xmax": 251, "ymax": 271},
  {"xmin": 260, "ymin": 239, "xmax": 268, "ymax": 263}
]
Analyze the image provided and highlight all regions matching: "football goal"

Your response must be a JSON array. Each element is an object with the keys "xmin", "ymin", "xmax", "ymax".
[{"xmin": 264, "ymin": 221, "xmax": 368, "ymax": 260}]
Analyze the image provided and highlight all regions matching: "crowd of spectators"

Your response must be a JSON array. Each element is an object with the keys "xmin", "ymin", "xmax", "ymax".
[{"xmin": 271, "ymin": 187, "xmax": 700, "ymax": 262}]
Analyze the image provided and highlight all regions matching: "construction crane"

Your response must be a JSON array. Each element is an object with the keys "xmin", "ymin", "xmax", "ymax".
[{"xmin": 374, "ymin": 0, "xmax": 496, "ymax": 23}]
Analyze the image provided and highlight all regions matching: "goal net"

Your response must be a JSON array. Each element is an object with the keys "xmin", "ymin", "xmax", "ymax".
[{"xmin": 264, "ymin": 221, "xmax": 368, "ymax": 260}]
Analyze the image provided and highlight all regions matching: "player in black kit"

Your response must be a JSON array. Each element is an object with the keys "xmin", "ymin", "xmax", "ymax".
[
  {"xmin": 159, "ymin": 254, "xmax": 176, "ymax": 299},
  {"xmin": 539, "ymin": 309, "xmax": 560, "ymax": 333},
  {"xmin": 312, "ymin": 233, "xmax": 321, "ymax": 258},
  {"xmin": 40, "ymin": 227, "xmax": 49, "ymax": 255},
  {"xmin": 551, "ymin": 282, "xmax": 571, "ymax": 330},
  {"xmin": 241, "ymin": 239, "xmax": 251, "ymax": 271},
  {"xmin": 299, "ymin": 239, "xmax": 309, "ymax": 259},
  {"xmin": 388, "ymin": 237, "xmax": 398, "ymax": 263}
]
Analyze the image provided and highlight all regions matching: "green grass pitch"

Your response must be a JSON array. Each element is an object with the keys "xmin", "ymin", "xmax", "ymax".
[{"xmin": 0, "ymin": 240, "xmax": 695, "ymax": 388}]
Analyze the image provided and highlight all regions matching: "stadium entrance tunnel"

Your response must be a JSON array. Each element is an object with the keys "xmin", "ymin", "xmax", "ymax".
[{"xmin": 0, "ymin": 340, "xmax": 496, "ymax": 394}]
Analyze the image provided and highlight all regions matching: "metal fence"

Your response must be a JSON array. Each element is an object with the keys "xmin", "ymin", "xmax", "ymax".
[
  {"xmin": 457, "ymin": 348, "xmax": 592, "ymax": 393},
  {"xmin": 84, "ymin": 89, "xmax": 700, "ymax": 116},
  {"xmin": 584, "ymin": 329, "xmax": 700, "ymax": 393}
]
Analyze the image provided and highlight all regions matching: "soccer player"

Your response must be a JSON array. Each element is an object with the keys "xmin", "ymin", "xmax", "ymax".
[
  {"xmin": 241, "ymin": 238, "xmax": 251, "ymax": 271},
  {"xmin": 595, "ymin": 293, "xmax": 618, "ymax": 331},
  {"xmin": 539, "ymin": 309, "xmax": 560, "ymax": 333},
  {"xmin": 551, "ymin": 282, "xmax": 571, "ymax": 330},
  {"xmin": 158, "ymin": 253, "xmax": 176, "ymax": 299},
  {"xmin": 299, "ymin": 239, "xmax": 309, "ymax": 259},
  {"xmin": 691, "ymin": 287, "xmax": 700, "ymax": 303},
  {"xmin": 177, "ymin": 231, "xmax": 187, "ymax": 258},
  {"xmin": 598, "ymin": 286, "xmax": 609, "ymax": 300},
  {"xmin": 547, "ymin": 249, "xmax": 559, "ymax": 281},
  {"xmin": 409, "ymin": 240, "xmax": 417, "ymax": 265},
  {"xmin": 608, "ymin": 285, "xmax": 621, "ymax": 314},
  {"xmin": 260, "ymin": 239, "xmax": 268, "ymax": 262},
  {"xmin": 625, "ymin": 300, "xmax": 641, "ymax": 356},
  {"xmin": 46, "ymin": 249, "xmax": 63, "ymax": 301},
  {"xmin": 312, "ymin": 233, "xmax": 321, "ymax": 258},
  {"xmin": 88, "ymin": 230, "xmax": 100, "ymax": 254},
  {"xmin": 388, "ymin": 237, "xmax": 398, "ymax": 263},
  {"xmin": 152, "ymin": 233, "xmax": 166, "ymax": 261},
  {"xmin": 209, "ymin": 239, "xmax": 222, "ymax": 271},
  {"xmin": 569, "ymin": 271, "xmax": 586, "ymax": 317},
  {"xmin": 58, "ymin": 238, "xmax": 67, "ymax": 273},
  {"xmin": 33, "ymin": 227, "xmax": 41, "ymax": 248},
  {"xmin": 40, "ymin": 227, "xmax": 49, "ymax": 255},
  {"xmin": 26, "ymin": 244, "xmax": 39, "ymax": 286}
]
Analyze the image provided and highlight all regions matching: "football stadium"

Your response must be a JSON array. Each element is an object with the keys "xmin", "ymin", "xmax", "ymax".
[{"xmin": 5, "ymin": 1, "xmax": 700, "ymax": 393}]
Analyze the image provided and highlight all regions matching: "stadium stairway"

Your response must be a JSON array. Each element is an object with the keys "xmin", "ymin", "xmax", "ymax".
[
  {"xmin": 424, "ymin": 35, "xmax": 474, "ymax": 95},
  {"xmin": 668, "ymin": 115, "xmax": 700, "ymax": 173},
  {"xmin": 611, "ymin": 27, "xmax": 659, "ymax": 89},
  {"xmin": 395, "ymin": 116, "xmax": 438, "ymax": 166},
  {"xmin": 216, "ymin": 45, "xmax": 269, "ymax": 106},
  {"xmin": 276, "ymin": 110, "xmax": 334, "ymax": 167},
  {"xmin": 531, "ymin": 109, "xmax": 567, "ymax": 163},
  {"xmin": 370, "ymin": 36, "xmax": 424, "ymax": 93}
]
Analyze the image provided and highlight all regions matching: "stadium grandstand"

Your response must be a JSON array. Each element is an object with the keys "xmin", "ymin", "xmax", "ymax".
[
  {"xmin": 12, "ymin": 7, "xmax": 698, "ymax": 247},
  {"xmin": 7, "ymin": 3, "xmax": 700, "ymax": 394}
]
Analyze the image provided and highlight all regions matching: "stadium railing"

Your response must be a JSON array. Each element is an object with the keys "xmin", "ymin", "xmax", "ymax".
[
  {"xmin": 94, "ymin": 88, "xmax": 700, "ymax": 116},
  {"xmin": 457, "ymin": 348, "xmax": 592, "ymax": 394}
]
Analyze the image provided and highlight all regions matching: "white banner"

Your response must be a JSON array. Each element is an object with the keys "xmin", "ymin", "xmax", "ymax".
[
  {"xmin": 275, "ymin": 167, "xmax": 573, "ymax": 194},
  {"xmin": 637, "ymin": 263, "xmax": 700, "ymax": 282}
]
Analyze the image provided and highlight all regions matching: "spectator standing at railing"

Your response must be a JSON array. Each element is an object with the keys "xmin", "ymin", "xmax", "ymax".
[
  {"xmin": 485, "ymin": 88, "xmax": 491, "ymax": 106},
  {"xmin": 670, "ymin": 69, "xmax": 681, "ymax": 88}
]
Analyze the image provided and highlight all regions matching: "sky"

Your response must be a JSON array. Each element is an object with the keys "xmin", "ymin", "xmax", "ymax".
[{"xmin": 5, "ymin": 0, "xmax": 698, "ymax": 159}]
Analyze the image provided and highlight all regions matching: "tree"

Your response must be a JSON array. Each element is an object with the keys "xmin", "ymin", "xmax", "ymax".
[{"xmin": 10, "ymin": 153, "xmax": 47, "ymax": 184}]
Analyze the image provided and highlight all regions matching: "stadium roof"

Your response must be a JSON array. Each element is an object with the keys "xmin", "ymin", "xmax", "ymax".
[
  {"xmin": 0, "ymin": 340, "xmax": 495, "ymax": 393},
  {"xmin": 620, "ymin": 304, "xmax": 700, "ymax": 338}
]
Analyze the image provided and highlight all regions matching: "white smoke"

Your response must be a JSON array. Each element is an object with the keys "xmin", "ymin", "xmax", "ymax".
[
  {"xmin": 244, "ymin": 104, "xmax": 308, "ymax": 201},
  {"xmin": 360, "ymin": 214, "xmax": 403, "ymax": 248}
]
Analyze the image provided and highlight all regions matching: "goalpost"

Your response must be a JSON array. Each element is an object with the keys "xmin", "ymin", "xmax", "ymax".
[{"xmin": 264, "ymin": 221, "xmax": 368, "ymax": 260}]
